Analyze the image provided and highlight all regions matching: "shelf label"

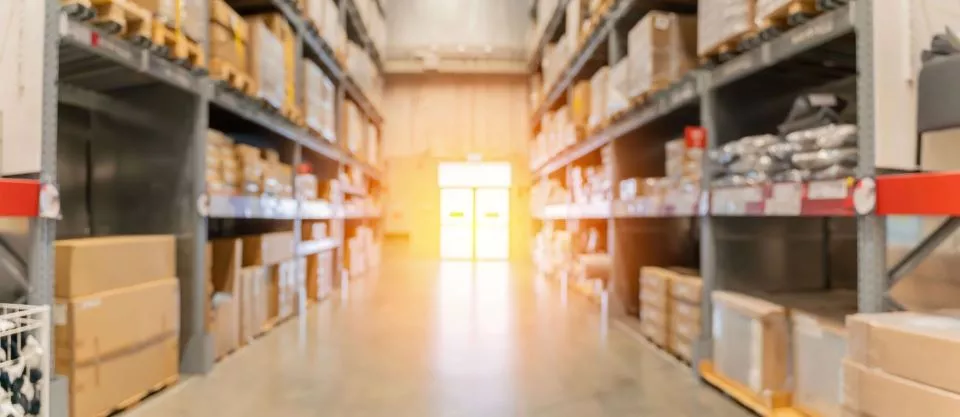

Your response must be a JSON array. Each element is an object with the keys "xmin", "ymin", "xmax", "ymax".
[
  {"xmin": 808, "ymin": 179, "xmax": 850, "ymax": 200},
  {"xmin": 765, "ymin": 183, "xmax": 802, "ymax": 215}
]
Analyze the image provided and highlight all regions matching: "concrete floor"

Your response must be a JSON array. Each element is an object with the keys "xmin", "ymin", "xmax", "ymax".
[{"xmin": 126, "ymin": 254, "xmax": 752, "ymax": 417}]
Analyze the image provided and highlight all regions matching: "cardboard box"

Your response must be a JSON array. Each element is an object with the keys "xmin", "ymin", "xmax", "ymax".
[
  {"xmin": 712, "ymin": 291, "xmax": 789, "ymax": 396},
  {"xmin": 627, "ymin": 11, "xmax": 696, "ymax": 99},
  {"xmin": 239, "ymin": 266, "xmax": 268, "ymax": 342},
  {"xmin": 639, "ymin": 266, "xmax": 673, "ymax": 307},
  {"xmin": 306, "ymin": 252, "xmax": 334, "ymax": 300},
  {"xmin": 212, "ymin": 291, "xmax": 240, "ymax": 360},
  {"xmin": 847, "ymin": 312, "xmax": 960, "ymax": 396},
  {"xmin": 65, "ymin": 336, "xmax": 178, "ymax": 417},
  {"xmin": 920, "ymin": 128, "xmax": 960, "ymax": 171},
  {"xmin": 305, "ymin": 61, "xmax": 336, "ymax": 141},
  {"xmin": 210, "ymin": 238, "xmax": 241, "ymax": 294},
  {"xmin": 669, "ymin": 333, "xmax": 694, "ymax": 361},
  {"xmin": 129, "ymin": 0, "xmax": 204, "ymax": 42},
  {"xmin": 242, "ymin": 232, "xmax": 294, "ymax": 266},
  {"xmin": 671, "ymin": 301, "xmax": 700, "ymax": 341},
  {"xmin": 606, "ymin": 59, "xmax": 630, "ymax": 117},
  {"xmin": 246, "ymin": 17, "xmax": 286, "ymax": 109},
  {"xmin": 697, "ymin": 0, "xmax": 756, "ymax": 57},
  {"xmin": 571, "ymin": 81, "xmax": 591, "ymax": 129},
  {"xmin": 55, "ymin": 279, "xmax": 179, "ymax": 366},
  {"xmin": 588, "ymin": 66, "xmax": 609, "ymax": 128},
  {"xmin": 844, "ymin": 359, "xmax": 960, "ymax": 417},
  {"xmin": 209, "ymin": 0, "xmax": 249, "ymax": 73},
  {"xmin": 671, "ymin": 271, "xmax": 702, "ymax": 304},
  {"xmin": 55, "ymin": 235, "xmax": 176, "ymax": 298},
  {"xmin": 269, "ymin": 261, "xmax": 297, "ymax": 321},
  {"xmin": 792, "ymin": 310, "xmax": 847, "ymax": 417},
  {"xmin": 641, "ymin": 318, "xmax": 669, "ymax": 347}
]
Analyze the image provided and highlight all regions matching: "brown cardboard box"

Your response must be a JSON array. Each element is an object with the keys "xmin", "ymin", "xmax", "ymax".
[
  {"xmin": 305, "ymin": 61, "xmax": 336, "ymax": 141},
  {"xmin": 844, "ymin": 359, "xmax": 960, "ymax": 417},
  {"xmin": 246, "ymin": 17, "xmax": 286, "ymax": 109},
  {"xmin": 671, "ymin": 302, "xmax": 700, "ymax": 341},
  {"xmin": 55, "ymin": 279, "xmax": 179, "ymax": 366},
  {"xmin": 212, "ymin": 292, "xmax": 240, "ymax": 360},
  {"xmin": 307, "ymin": 252, "xmax": 334, "ymax": 300},
  {"xmin": 209, "ymin": 0, "xmax": 249, "ymax": 73},
  {"xmin": 627, "ymin": 11, "xmax": 697, "ymax": 99},
  {"xmin": 847, "ymin": 312, "xmax": 960, "ymax": 396},
  {"xmin": 670, "ymin": 270, "xmax": 702, "ymax": 304},
  {"xmin": 712, "ymin": 291, "xmax": 789, "ymax": 396},
  {"xmin": 669, "ymin": 333, "xmax": 694, "ymax": 361},
  {"xmin": 210, "ymin": 238, "xmax": 242, "ymax": 294},
  {"xmin": 65, "ymin": 336, "xmax": 178, "ymax": 417},
  {"xmin": 239, "ymin": 266, "xmax": 268, "ymax": 342},
  {"xmin": 55, "ymin": 235, "xmax": 175, "ymax": 298},
  {"xmin": 791, "ymin": 310, "xmax": 848, "ymax": 417},
  {"xmin": 920, "ymin": 128, "xmax": 960, "ymax": 171},
  {"xmin": 242, "ymin": 232, "xmax": 294, "ymax": 266},
  {"xmin": 268, "ymin": 261, "xmax": 296, "ymax": 321},
  {"xmin": 639, "ymin": 266, "xmax": 673, "ymax": 306},
  {"xmin": 571, "ymin": 81, "xmax": 591, "ymax": 129},
  {"xmin": 641, "ymin": 319, "xmax": 668, "ymax": 347}
]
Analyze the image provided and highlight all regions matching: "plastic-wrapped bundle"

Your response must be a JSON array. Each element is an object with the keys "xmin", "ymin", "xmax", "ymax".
[
  {"xmin": 738, "ymin": 134, "xmax": 780, "ymax": 154},
  {"xmin": 767, "ymin": 141, "xmax": 817, "ymax": 161},
  {"xmin": 811, "ymin": 165, "xmax": 857, "ymax": 180},
  {"xmin": 792, "ymin": 148, "xmax": 858, "ymax": 171},
  {"xmin": 712, "ymin": 174, "xmax": 749, "ymax": 187},
  {"xmin": 815, "ymin": 124, "xmax": 858, "ymax": 149},
  {"xmin": 773, "ymin": 169, "xmax": 812, "ymax": 183}
]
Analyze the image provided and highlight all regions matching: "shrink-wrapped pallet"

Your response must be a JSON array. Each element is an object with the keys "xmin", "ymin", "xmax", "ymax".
[
  {"xmin": 209, "ymin": 0, "xmax": 249, "ymax": 73},
  {"xmin": 712, "ymin": 291, "xmax": 788, "ymax": 397},
  {"xmin": 627, "ymin": 11, "xmax": 697, "ymax": 99},
  {"xmin": 697, "ymin": 0, "xmax": 756, "ymax": 57},
  {"xmin": 792, "ymin": 310, "xmax": 847, "ymax": 417},
  {"xmin": 246, "ymin": 17, "xmax": 286, "ymax": 109}
]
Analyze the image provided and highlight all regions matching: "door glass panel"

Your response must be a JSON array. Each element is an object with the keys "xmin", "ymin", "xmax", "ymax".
[
  {"xmin": 441, "ymin": 188, "xmax": 474, "ymax": 259},
  {"xmin": 475, "ymin": 188, "xmax": 509, "ymax": 260}
]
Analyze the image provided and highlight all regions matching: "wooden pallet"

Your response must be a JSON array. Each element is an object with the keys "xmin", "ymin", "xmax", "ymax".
[
  {"xmin": 61, "ymin": 0, "xmax": 97, "ymax": 19},
  {"xmin": 151, "ymin": 22, "xmax": 206, "ymax": 69},
  {"xmin": 93, "ymin": 375, "xmax": 179, "ymax": 417},
  {"xmin": 699, "ymin": 360, "xmax": 801, "ymax": 417},
  {"xmin": 210, "ymin": 59, "xmax": 257, "ymax": 96},
  {"xmin": 759, "ymin": 0, "xmax": 820, "ymax": 31},
  {"xmin": 88, "ymin": 0, "xmax": 152, "ymax": 44},
  {"xmin": 698, "ymin": 28, "xmax": 754, "ymax": 63},
  {"xmin": 282, "ymin": 104, "xmax": 306, "ymax": 126}
]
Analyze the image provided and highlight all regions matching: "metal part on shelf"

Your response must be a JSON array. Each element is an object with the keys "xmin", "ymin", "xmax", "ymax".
[
  {"xmin": 534, "ymin": 76, "xmax": 700, "ymax": 177},
  {"xmin": 297, "ymin": 238, "xmax": 340, "ymax": 257},
  {"xmin": 709, "ymin": 5, "xmax": 855, "ymax": 88},
  {"xmin": 527, "ymin": 0, "xmax": 571, "ymax": 72},
  {"xmin": 59, "ymin": 14, "xmax": 202, "ymax": 92},
  {"xmin": 208, "ymin": 195, "xmax": 299, "ymax": 219}
]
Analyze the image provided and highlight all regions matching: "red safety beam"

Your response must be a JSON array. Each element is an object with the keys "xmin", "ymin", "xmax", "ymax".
[
  {"xmin": 876, "ymin": 172, "xmax": 960, "ymax": 215},
  {"xmin": 0, "ymin": 179, "xmax": 41, "ymax": 217}
]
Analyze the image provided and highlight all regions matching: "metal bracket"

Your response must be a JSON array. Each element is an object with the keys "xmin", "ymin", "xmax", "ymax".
[{"xmin": 887, "ymin": 217, "xmax": 960, "ymax": 286}]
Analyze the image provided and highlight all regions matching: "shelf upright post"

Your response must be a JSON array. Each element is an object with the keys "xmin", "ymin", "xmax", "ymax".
[
  {"xmin": 697, "ymin": 69, "xmax": 718, "ymax": 373},
  {"xmin": 855, "ymin": 0, "xmax": 887, "ymax": 314}
]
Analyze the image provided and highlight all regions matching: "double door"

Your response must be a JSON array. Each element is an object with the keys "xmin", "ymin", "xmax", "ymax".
[{"xmin": 440, "ymin": 188, "xmax": 509, "ymax": 260}]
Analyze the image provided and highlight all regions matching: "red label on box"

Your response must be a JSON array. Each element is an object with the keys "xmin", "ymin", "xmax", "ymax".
[{"xmin": 684, "ymin": 126, "xmax": 706, "ymax": 149}]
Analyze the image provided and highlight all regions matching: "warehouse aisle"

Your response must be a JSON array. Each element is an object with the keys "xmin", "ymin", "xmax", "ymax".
[{"xmin": 126, "ymin": 251, "xmax": 750, "ymax": 417}]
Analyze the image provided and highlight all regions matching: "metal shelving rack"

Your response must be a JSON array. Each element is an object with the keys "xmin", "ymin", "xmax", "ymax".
[
  {"xmin": 1, "ymin": 1, "xmax": 385, "ymax": 409},
  {"xmin": 528, "ymin": 0, "xmax": 943, "ymax": 379}
]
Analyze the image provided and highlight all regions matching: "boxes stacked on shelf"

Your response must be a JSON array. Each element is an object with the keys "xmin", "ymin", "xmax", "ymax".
[
  {"xmin": 627, "ymin": 11, "xmax": 697, "ymax": 100},
  {"xmin": 245, "ymin": 15, "xmax": 287, "ymax": 109},
  {"xmin": 639, "ymin": 267, "xmax": 673, "ymax": 348},
  {"xmin": 588, "ymin": 66, "xmax": 609, "ymax": 129},
  {"xmin": 209, "ymin": 238, "xmax": 242, "ymax": 360},
  {"xmin": 235, "ymin": 143, "xmax": 264, "ymax": 196},
  {"xmin": 665, "ymin": 136, "xmax": 703, "ymax": 181},
  {"xmin": 346, "ymin": 42, "xmax": 384, "ymax": 108},
  {"xmin": 322, "ymin": 0, "xmax": 347, "ymax": 60},
  {"xmin": 346, "ymin": 226, "xmax": 376, "ymax": 276},
  {"xmin": 269, "ymin": 260, "xmax": 297, "ymax": 323},
  {"xmin": 697, "ymin": 0, "xmax": 755, "ymax": 58},
  {"xmin": 571, "ymin": 81, "xmax": 591, "ymax": 131},
  {"xmin": 256, "ymin": 13, "xmax": 300, "ymax": 122},
  {"xmin": 307, "ymin": 251, "xmax": 335, "ymax": 300},
  {"xmin": 130, "ymin": 0, "xmax": 206, "ymax": 43},
  {"xmin": 295, "ymin": 163, "xmax": 319, "ymax": 200},
  {"xmin": 343, "ymin": 100, "xmax": 365, "ymax": 154},
  {"xmin": 606, "ymin": 58, "xmax": 630, "ymax": 118},
  {"xmin": 304, "ymin": 61, "xmax": 337, "ymax": 141},
  {"xmin": 710, "ymin": 291, "xmax": 789, "ymax": 400},
  {"xmin": 55, "ymin": 236, "xmax": 179, "ymax": 417},
  {"xmin": 668, "ymin": 269, "xmax": 702, "ymax": 362},
  {"xmin": 569, "ymin": 149, "xmax": 612, "ymax": 203},
  {"xmin": 566, "ymin": 0, "xmax": 586, "ymax": 50},
  {"xmin": 844, "ymin": 312, "xmax": 960, "ymax": 417},
  {"xmin": 241, "ymin": 232, "xmax": 294, "ymax": 340},
  {"xmin": 209, "ymin": 0, "xmax": 250, "ymax": 83},
  {"xmin": 789, "ymin": 309, "xmax": 848, "ymax": 417},
  {"xmin": 262, "ymin": 149, "xmax": 293, "ymax": 198},
  {"xmin": 206, "ymin": 129, "xmax": 240, "ymax": 195}
]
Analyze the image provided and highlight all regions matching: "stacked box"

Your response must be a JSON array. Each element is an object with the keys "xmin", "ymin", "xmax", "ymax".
[
  {"xmin": 209, "ymin": 238, "xmax": 242, "ymax": 359},
  {"xmin": 665, "ymin": 137, "xmax": 704, "ymax": 180},
  {"xmin": 306, "ymin": 251, "xmax": 335, "ymax": 300},
  {"xmin": 305, "ymin": 61, "xmax": 336, "ymax": 141},
  {"xmin": 697, "ymin": 0, "xmax": 755, "ymax": 57},
  {"xmin": 790, "ymin": 310, "xmax": 847, "ymax": 417},
  {"xmin": 234, "ymin": 143, "xmax": 263, "ymax": 195},
  {"xmin": 669, "ymin": 269, "xmax": 702, "ymax": 361},
  {"xmin": 344, "ymin": 100, "xmax": 365, "ymax": 154},
  {"xmin": 242, "ymin": 232, "xmax": 295, "ymax": 267},
  {"xmin": 322, "ymin": 0, "xmax": 346, "ymax": 59},
  {"xmin": 607, "ymin": 59, "xmax": 630, "ymax": 118},
  {"xmin": 239, "ymin": 266, "xmax": 269, "ymax": 341},
  {"xmin": 302, "ymin": 221, "xmax": 328, "ymax": 241},
  {"xmin": 566, "ymin": 0, "xmax": 586, "ymax": 49},
  {"xmin": 711, "ymin": 291, "xmax": 789, "ymax": 398},
  {"xmin": 130, "ymin": 0, "xmax": 206, "ymax": 43},
  {"xmin": 209, "ymin": 0, "xmax": 249, "ymax": 73},
  {"xmin": 304, "ymin": 0, "xmax": 325, "ymax": 29},
  {"xmin": 245, "ymin": 16, "xmax": 286, "ymax": 109},
  {"xmin": 639, "ymin": 267, "xmax": 673, "ymax": 347},
  {"xmin": 627, "ymin": 11, "xmax": 697, "ymax": 100},
  {"xmin": 588, "ymin": 67, "xmax": 609, "ymax": 128},
  {"xmin": 269, "ymin": 260, "xmax": 297, "ymax": 321},
  {"xmin": 206, "ymin": 130, "xmax": 239, "ymax": 195},
  {"xmin": 571, "ymin": 81, "xmax": 591, "ymax": 129},
  {"xmin": 54, "ymin": 236, "xmax": 178, "ymax": 417},
  {"xmin": 250, "ymin": 14, "xmax": 299, "ymax": 115},
  {"xmin": 844, "ymin": 312, "xmax": 960, "ymax": 417}
]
